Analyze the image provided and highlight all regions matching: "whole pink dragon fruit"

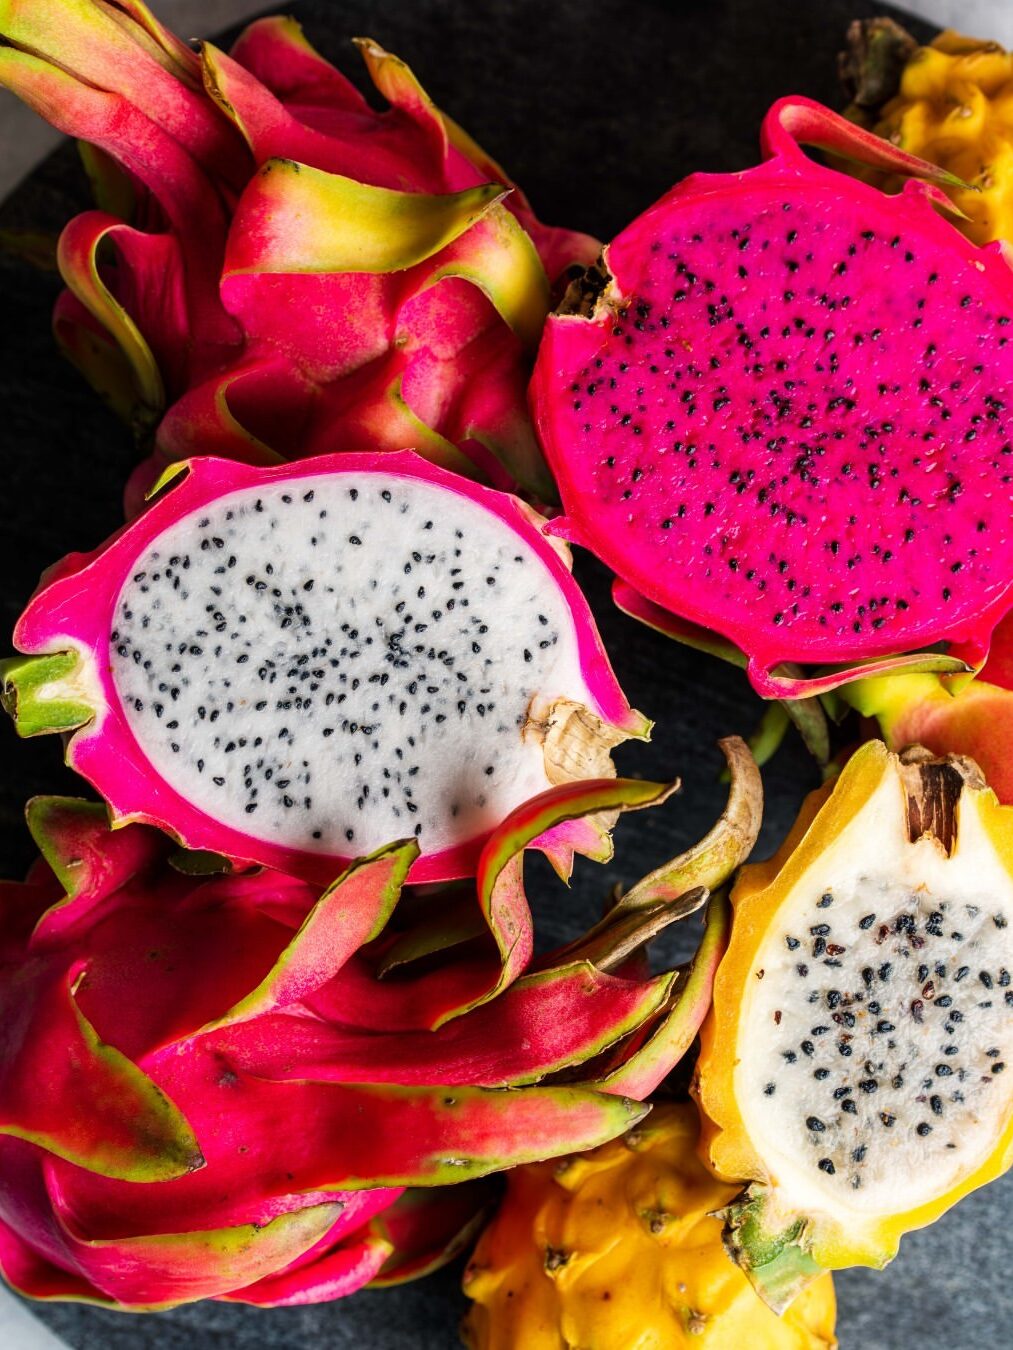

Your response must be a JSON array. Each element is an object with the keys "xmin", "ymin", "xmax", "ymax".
[
  {"xmin": 531, "ymin": 97, "xmax": 1013, "ymax": 700},
  {"xmin": 0, "ymin": 0, "xmax": 597, "ymax": 506},
  {"xmin": 2, "ymin": 451, "xmax": 648, "ymax": 885},
  {"xmin": 0, "ymin": 755, "xmax": 759, "ymax": 1309}
]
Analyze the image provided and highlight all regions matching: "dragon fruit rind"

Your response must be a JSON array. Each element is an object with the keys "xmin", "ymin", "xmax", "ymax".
[
  {"xmin": 0, "ymin": 2, "xmax": 598, "ymax": 502},
  {"xmin": 461, "ymin": 1104, "xmax": 837, "ymax": 1350},
  {"xmin": 531, "ymin": 96, "xmax": 1013, "ymax": 697},
  {"xmin": 0, "ymin": 770, "xmax": 747, "ymax": 1311},
  {"xmin": 2, "ymin": 451, "xmax": 647, "ymax": 885},
  {"xmin": 0, "ymin": 740, "xmax": 762, "ymax": 1309}
]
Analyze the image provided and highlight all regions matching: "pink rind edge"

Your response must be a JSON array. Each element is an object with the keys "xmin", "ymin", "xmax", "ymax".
[{"xmin": 13, "ymin": 450, "xmax": 640, "ymax": 884}]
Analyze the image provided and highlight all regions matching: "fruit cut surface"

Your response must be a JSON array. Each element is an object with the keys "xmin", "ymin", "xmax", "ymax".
[
  {"xmin": 6, "ymin": 453, "xmax": 642, "ymax": 882},
  {"xmin": 533, "ymin": 124, "xmax": 1013, "ymax": 689},
  {"xmin": 696, "ymin": 742, "xmax": 1013, "ymax": 1299}
]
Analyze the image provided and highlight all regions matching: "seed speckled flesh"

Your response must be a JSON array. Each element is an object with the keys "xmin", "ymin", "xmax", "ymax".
[
  {"xmin": 734, "ymin": 755, "xmax": 1013, "ymax": 1216},
  {"xmin": 533, "ymin": 144, "xmax": 1013, "ymax": 687},
  {"xmin": 9, "ymin": 453, "xmax": 642, "ymax": 883}
]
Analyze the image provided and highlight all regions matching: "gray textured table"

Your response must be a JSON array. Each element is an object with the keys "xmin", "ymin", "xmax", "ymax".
[{"xmin": 0, "ymin": 1, "xmax": 1007, "ymax": 1346}]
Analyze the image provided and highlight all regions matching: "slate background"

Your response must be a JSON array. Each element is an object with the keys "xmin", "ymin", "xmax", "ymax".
[{"xmin": 0, "ymin": 0, "xmax": 1005, "ymax": 1345}]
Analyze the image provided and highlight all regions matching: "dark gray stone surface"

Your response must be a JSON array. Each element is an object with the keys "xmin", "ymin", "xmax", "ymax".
[{"xmin": 0, "ymin": 0, "xmax": 1004, "ymax": 1345}]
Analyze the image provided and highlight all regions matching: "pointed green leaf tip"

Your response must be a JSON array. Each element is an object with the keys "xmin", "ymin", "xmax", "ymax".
[
  {"xmin": 226, "ymin": 161, "xmax": 508, "ymax": 276},
  {"xmin": 421, "ymin": 204, "xmax": 550, "ymax": 347},
  {"xmin": 719, "ymin": 1183, "xmax": 825, "ymax": 1314},
  {"xmin": 0, "ymin": 971, "xmax": 202, "ymax": 1183},
  {"xmin": 203, "ymin": 839, "xmax": 418, "ymax": 1031},
  {"xmin": 25, "ymin": 796, "xmax": 109, "ymax": 898},
  {"xmin": 1, "ymin": 651, "xmax": 95, "ymax": 737}
]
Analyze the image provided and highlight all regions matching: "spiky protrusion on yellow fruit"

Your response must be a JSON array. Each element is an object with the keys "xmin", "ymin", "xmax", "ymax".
[
  {"xmin": 845, "ymin": 24, "xmax": 1013, "ymax": 244},
  {"xmin": 460, "ymin": 1103, "xmax": 837, "ymax": 1349}
]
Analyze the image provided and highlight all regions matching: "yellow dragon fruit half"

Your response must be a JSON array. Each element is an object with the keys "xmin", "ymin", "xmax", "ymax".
[
  {"xmin": 841, "ymin": 19, "xmax": 1013, "ymax": 245},
  {"xmin": 461, "ymin": 1102, "xmax": 836, "ymax": 1349}
]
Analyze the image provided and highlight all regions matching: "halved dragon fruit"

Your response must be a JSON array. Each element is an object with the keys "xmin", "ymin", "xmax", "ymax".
[
  {"xmin": 531, "ymin": 97, "xmax": 1013, "ymax": 696},
  {"xmin": 2, "ymin": 452, "xmax": 646, "ymax": 884},
  {"xmin": 695, "ymin": 741, "xmax": 1013, "ymax": 1311},
  {"xmin": 0, "ymin": 744, "xmax": 760, "ymax": 1308},
  {"xmin": 0, "ymin": 2, "xmax": 598, "ymax": 502}
]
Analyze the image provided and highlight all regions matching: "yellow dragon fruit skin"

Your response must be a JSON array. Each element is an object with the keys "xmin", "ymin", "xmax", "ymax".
[
  {"xmin": 868, "ymin": 31, "xmax": 1013, "ymax": 244},
  {"xmin": 461, "ymin": 1104, "xmax": 836, "ymax": 1350}
]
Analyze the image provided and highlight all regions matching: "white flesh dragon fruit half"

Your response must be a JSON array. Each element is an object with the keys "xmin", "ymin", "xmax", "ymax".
[
  {"xmin": 697, "ymin": 743, "xmax": 1013, "ymax": 1308},
  {"xmin": 3, "ymin": 452, "xmax": 647, "ymax": 883},
  {"xmin": 739, "ymin": 760, "xmax": 1012, "ymax": 1209}
]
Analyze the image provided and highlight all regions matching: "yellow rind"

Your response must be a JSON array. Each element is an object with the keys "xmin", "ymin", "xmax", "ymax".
[
  {"xmin": 462, "ymin": 1103, "xmax": 836, "ymax": 1349},
  {"xmin": 866, "ymin": 30, "xmax": 1013, "ymax": 244},
  {"xmin": 695, "ymin": 741, "xmax": 1013, "ymax": 1272}
]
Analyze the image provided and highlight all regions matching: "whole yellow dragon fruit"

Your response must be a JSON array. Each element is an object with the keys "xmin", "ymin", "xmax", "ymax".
[
  {"xmin": 461, "ymin": 1103, "xmax": 836, "ymax": 1349},
  {"xmin": 841, "ymin": 19, "xmax": 1013, "ymax": 244}
]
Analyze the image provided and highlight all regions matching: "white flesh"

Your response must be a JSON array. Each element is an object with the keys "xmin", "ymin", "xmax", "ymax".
[
  {"xmin": 736, "ymin": 766, "xmax": 1013, "ymax": 1218},
  {"xmin": 110, "ymin": 475, "xmax": 590, "ymax": 856}
]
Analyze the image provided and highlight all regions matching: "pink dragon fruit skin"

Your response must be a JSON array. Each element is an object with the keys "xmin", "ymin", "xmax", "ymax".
[
  {"xmin": 0, "ymin": 3, "xmax": 598, "ymax": 505},
  {"xmin": 0, "ymin": 753, "xmax": 760, "ymax": 1310},
  {"xmin": 2, "ymin": 451, "xmax": 648, "ymax": 886},
  {"xmin": 531, "ymin": 97, "xmax": 1013, "ymax": 697}
]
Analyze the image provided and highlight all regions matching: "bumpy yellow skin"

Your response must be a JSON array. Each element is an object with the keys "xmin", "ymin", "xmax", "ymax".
[
  {"xmin": 868, "ymin": 30, "xmax": 1013, "ymax": 244},
  {"xmin": 461, "ymin": 1104, "xmax": 836, "ymax": 1350}
]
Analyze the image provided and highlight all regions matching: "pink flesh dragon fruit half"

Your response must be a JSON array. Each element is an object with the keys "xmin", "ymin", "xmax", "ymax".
[
  {"xmin": 0, "ymin": 2, "xmax": 598, "ymax": 504},
  {"xmin": 0, "ymin": 744, "xmax": 761, "ymax": 1308},
  {"xmin": 531, "ymin": 97, "xmax": 1013, "ymax": 697},
  {"xmin": 2, "ymin": 452, "xmax": 647, "ymax": 885}
]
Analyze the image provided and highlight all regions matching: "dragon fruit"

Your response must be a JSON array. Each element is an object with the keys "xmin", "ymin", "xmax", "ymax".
[
  {"xmin": 462, "ymin": 1103, "xmax": 838, "ymax": 1350},
  {"xmin": 530, "ymin": 96, "xmax": 1013, "ymax": 699},
  {"xmin": 694, "ymin": 740, "xmax": 1013, "ymax": 1312},
  {"xmin": 0, "ymin": 742, "xmax": 760, "ymax": 1308},
  {"xmin": 0, "ymin": 2, "xmax": 597, "ymax": 505},
  {"xmin": 2, "ymin": 451, "xmax": 648, "ymax": 884},
  {"xmin": 841, "ymin": 20, "xmax": 1013, "ymax": 249}
]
